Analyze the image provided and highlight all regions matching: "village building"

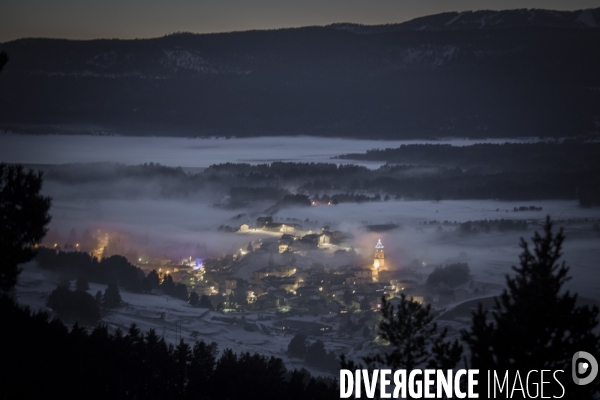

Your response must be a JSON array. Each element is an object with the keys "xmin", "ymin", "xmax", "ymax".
[
  {"xmin": 278, "ymin": 234, "xmax": 296, "ymax": 253},
  {"xmin": 253, "ymin": 267, "xmax": 276, "ymax": 281},
  {"xmin": 259, "ymin": 276, "xmax": 297, "ymax": 292},
  {"xmin": 345, "ymin": 276, "xmax": 369, "ymax": 285},
  {"xmin": 295, "ymin": 271, "xmax": 309, "ymax": 285},
  {"xmin": 246, "ymin": 290, "xmax": 258, "ymax": 303},
  {"xmin": 262, "ymin": 222, "xmax": 302, "ymax": 234},
  {"xmin": 296, "ymin": 285, "xmax": 320, "ymax": 297},
  {"xmin": 299, "ymin": 233, "xmax": 320, "ymax": 250},
  {"xmin": 319, "ymin": 231, "xmax": 332, "ymax": 245},
  {"xmin": 254, "ymin": 293, "xmax": 280, "ymax": 310},
  {"xmin": 276, "ymin": 265, "xmax": 296, "ymax": 277},
  {"xmin": 239, "ymin": 223, "xmax": 250, "ymax": 232},
  {"xmin": 281, "ymin": 223, "xmax": 302, "ymax": 233},
  {"xmin": 352, "ymin": 267, "xmax": 373, "ymax": 280}
]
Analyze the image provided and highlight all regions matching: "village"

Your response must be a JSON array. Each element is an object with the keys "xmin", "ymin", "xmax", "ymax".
[{"xmin": 140, "ymin": 216, "xmax": 497, "ymax": 339}]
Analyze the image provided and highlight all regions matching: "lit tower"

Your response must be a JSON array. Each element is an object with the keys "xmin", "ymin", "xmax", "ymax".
[
  {"xmin": 372, "ymin": 239, "xmax": 385, "ymax": 282},
  {"xmin": 374, "ymin": 239, "xmax": 385, "ymax": 269}
]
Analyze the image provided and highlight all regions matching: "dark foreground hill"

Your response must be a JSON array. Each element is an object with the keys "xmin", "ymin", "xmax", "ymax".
[{"xmin": 1, "ymin": 8, "xmax": 599, "ymax": 138}]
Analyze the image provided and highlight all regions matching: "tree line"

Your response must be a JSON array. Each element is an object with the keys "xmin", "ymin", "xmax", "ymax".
[
  {"xmin": 36, "ymin": 155, "xmax": 600, "ymax": 205},
  {"xmin": 287, "ymin": 335, "xmax": 340, "ymax": 374},
  {"xmin": 35, "ymin": 248, "xmax": 188, "ymax": 301},
  {"xmin": 337, "ymin": 142, "xmax": 600, "ymax": 172},
  {"xmin": 0, "ymin": 296, "xmax": 337, "ymax": 399}
]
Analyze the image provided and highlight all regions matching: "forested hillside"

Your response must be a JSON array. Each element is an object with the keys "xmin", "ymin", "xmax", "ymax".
[{"xmin": 1, "ymin": 8, "xmax": 599, "ymax": 138}]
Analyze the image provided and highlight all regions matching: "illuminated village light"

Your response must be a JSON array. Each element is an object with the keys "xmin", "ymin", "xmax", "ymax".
[{"xmin": 93, "ymin": 233, "xmax": 109, "ymax": 260}]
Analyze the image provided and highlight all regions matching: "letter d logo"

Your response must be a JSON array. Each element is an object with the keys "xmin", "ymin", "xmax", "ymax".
[{"xmin": 572, "ymin": 351, "xmax": 598, "ymax": 385}]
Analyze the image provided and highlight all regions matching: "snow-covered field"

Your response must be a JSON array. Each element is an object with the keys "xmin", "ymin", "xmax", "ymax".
[{"xmin": 15, "ymin": 263, "xmax": 355, "ymax": 376}]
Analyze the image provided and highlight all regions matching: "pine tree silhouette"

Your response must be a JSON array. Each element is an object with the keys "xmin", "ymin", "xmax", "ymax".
[
  {"xmin": 0, "ymin": 164, "xmax": 52, "ymax": 290},
  {"xmin": 462, "ymin": 216, "xmax": 600, "ymax": 398},
  {"xmin": 189, "ymin": 291, "xmax": 199, "ymax": 306},
  {"xmin": 287, "ymin": 334, "xmax": 308, "ymax": 358},
  {"xmin": 0, "ymin": 296, "xmax": 338, "ymax": 399},
  {"xmin": 103, "ymin": 282, "xmax": 122, "ymax": 308},
  {"xmin": 75, "ymin": 275, "xmax": 89, "ymax": 291},
  {"xmin": 198, "ymin": 295, "xmax": 213, "ymax": 310},
  {"xmin": 364, "ymin": 294, "xmax": 462, "ymax": 372}
]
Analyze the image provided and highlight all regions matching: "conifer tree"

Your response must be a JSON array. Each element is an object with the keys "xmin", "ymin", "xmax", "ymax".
[
  {"xmin": 189, "ymin": 291, "xmax": 199, "ymax": 306},
  {"xmin": 198, "ymin": 294, "xmax": 213, "ymax": 310},
  {"xmin": 75, "ymin": 275, "xmax": 89, "ymax": 291},
  {"xmin": 287, "ymin": 334, "xmax": 308, "ymax": 358},
  {"xmin": 187, "ymin": 340, "xmax": 218, "ymax": 398},
  {"xmin": 161, "ymin": 274, "xmax": 175, "ymax": 294},
  {"xmin": 364, "ymin": 294, "xmax": 462, "ymax": 371},
  {"xmin": 173, "ymin": 282, "xmax": 189, "ymax": 301},
  {"xmin": 103, "ymin": 282, "xmax": 122, "ymax": 308},
  {"xmin": 174, "ymin": 340, "xmax": 192, "ymax": 396},
  {"xmin": 0, "ymin": 163, "xmax": 52, "ymax": 290},
  {"xmin": 142, "ymin": 269, "xmax": 160, "ymax": 292},
  {"xmin": 462, "ymin": 217, "xmax": 600, "ymax": 398},
  {"xmin": 46, "ymin": 285, "xmax": 100, "ymax": 324}
]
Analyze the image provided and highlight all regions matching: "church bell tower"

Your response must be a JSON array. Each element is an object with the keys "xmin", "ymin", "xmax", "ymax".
[
  {"xmin": 374, "ymin": 239, "xmax": 385, "ymax": 268},
  {"xmin": 373, "ymin": 239, "xmax": 385, "ymax": 281}
]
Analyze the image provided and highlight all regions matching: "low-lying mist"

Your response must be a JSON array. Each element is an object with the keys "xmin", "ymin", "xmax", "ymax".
[
  {"xmin": 15, "ymin": 147, "xmax": 598, "ymax": 305},
  {"xmin": 43, "ymin": 187, "xmax": 600, "ymax": 303}
]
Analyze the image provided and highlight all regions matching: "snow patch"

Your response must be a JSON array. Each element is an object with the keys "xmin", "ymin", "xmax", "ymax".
[{"xmin": 445, "ymin": 14, "xmax": 462, "ymax": 26}]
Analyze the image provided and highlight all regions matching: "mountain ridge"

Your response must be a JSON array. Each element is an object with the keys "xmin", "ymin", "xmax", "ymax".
[
  {"xmin": 4, "ymin": 7, "xmax": 599, "ymax": 43},
  {"xmin": 1, "ymin": 8, "xmax": 599, "ymax": 139},
  {"xmin": 329, "ymin": 7, "xmax": 600, "ymax": 33}
]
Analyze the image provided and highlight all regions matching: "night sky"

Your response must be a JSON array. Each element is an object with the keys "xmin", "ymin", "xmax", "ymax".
[{"xmin": 1, "ymin": 0, "xmax": 600, "ymax": 42}]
